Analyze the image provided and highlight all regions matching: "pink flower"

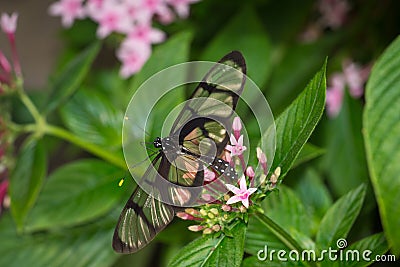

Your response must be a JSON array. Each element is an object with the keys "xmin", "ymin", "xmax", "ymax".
[
  {"xmin": 94, "ymin": 1, "xmax": 132, "ymax": 38},
  {"xmin": 318, "ymin": 0, "xmax": 350, "ymax": 29},
  {"xmin": 117, "ymin": 38, "xmax": 151, "ymax": 78},
  {"xmin": 226, "ymin": 134, "xmax": 247, "ymax": 157},
  {"xmin": 141, "ymin": 0, "xmax": 174, "ymax": 24},
  {"xmin": 0, "ymin": 13, "xmax": 18, "ymax": 34},
  {"xmin": 49, "ymin": 0, "xmax": 85, "ymax": 27},
  {"xmin": 127, "ymin": 23, "xmax": 166, "ymax": 45},
  {"xmin": 225, "ymin": 175, "xmax": 257, "ymax": 208},
  {"xmin": 0, "ymin": 12, "xmax": 21, "ymax": 77},
  {"xmin": 167, "ymin": 0, "xmax": 199, "ymax": 18},
  {"xmin": 122, "ymin": 0, "xmax": 152, "ymax": 24},
  {"xmin": 343, "ymin": 61, "xmax": 370, "ymax": 98},
  {"xmin": 326, "ymin": 73, "xmax": 345, "ymax": 117}
]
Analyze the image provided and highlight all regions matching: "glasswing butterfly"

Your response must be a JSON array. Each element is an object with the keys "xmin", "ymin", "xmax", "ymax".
[{"xmin": 113, "ymin": 51, "xmax": 247, "ymax": 253}]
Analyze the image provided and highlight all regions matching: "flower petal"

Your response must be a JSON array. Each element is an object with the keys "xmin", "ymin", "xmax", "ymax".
[
  {"xmin": 248, "ymin": 187, "xmax": 257, "ymax": 195},
  {"xmin": 226, "ymin": 195, "xmax": 241, "ymax": 205},
  {"xmin": 237, "ymin": 135, "xmax": 244, "ymax": 146},
  {"xmin": 241, "ymin": 198, "xmax": 249, "ymax": 208},
  {"xmin": 226, "ymin": 184, "xmax": 240, "ymax": 195},
  {"xmin": 230, "ymin": 134, "xmax": 237, "ymax": 145},
  {"xmin": 239, "ymin": 175, "xmax": 247, "ymax": 191}
]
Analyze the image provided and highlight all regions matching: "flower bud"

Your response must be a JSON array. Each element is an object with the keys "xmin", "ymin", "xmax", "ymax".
[
  {"xmin": 212, "ymin": 224, "xmax": 221, "ymax": 232},
  {"xmin": 232, "ymin": 117, "xmax": 242, "ymax": 140},
  {"xmin": 203, "ymin": 228, "xmax": 213, "ymax": 234},
  {"xmin": 239, "ymin": 205, "xmax": 247, "ymax": 213},
  {"xmin": 210, "ymin": 208, "xmax": 219, "ymax": 215},
  {"xmin": 185, "ymin": 208, "xmax": 200, "ymax": 216},
  {"xmin": 246, "ymin": 166, "xmax": 255, "ymax": 179},
  {"xmin": 176, "ymin": 212, "xmax": 194, "ymax": 220},
  {"xmin": 199, "ymin": 209, "xmax": 207, "ymax": 216},
  {"xmin": 221, "ymin": 204, "xmax": 232, "ymax": 212},
  {"xmin": 188, "ymin": 225, "xmax": 204, "ymax": 232}
]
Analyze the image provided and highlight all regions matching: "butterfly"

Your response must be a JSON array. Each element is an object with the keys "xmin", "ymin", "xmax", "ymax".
[{"xmin": 113, "ymin": 51, "xmax": 247, "ymax": 253}]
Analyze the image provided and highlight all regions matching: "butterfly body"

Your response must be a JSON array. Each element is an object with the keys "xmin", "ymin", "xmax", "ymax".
[{"xmin": 114, "ymin": 51, "xmax": 246, "ymax": 253}]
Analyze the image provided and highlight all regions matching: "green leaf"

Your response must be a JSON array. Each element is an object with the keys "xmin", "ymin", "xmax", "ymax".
[
  {"xmin": 363, "ymin": 35, "xmax": 400, "ymax": 255},
  {"xmin": 336, "ymin": 233, "xmax": 389, "ymax": 267},
  {"xmin": 316, "ymin": 184, "xmax": 366, "ymax": 251},
  {"xmin": 129, "ymin": 31, "xmax": 192, "ymax": 97},
  {"xmin": 324, "ymin": 92, "xmax": 368, "ymax": 197},
  {"xmin": 202, "ymin": 6, "xmax": 272, "ymax": 88},
  {"xmin": 169, "ymin": 222, "xmax": 246, "ymax": 267},
  {"xmin": 25, "ymin": 159, "xmax": 126, "ymax": 232},
  {"xmin": 60, "ymin": 89, "xmax": 123, "ymax": 151},
  {"xmin": 271, "ymin": 60, "xmax": 327, "ymax": 178},
  {"xmin": 267, "ymin": 35, "xmax": 338, "ymax": 114},
  {"xmin": 292, "ymin": 143, "xmax": 325, "ymax": 169},
  {"xmin": 9, "ymin": 139, "xmax": 47, "ymax": 232},
  {"xmin": 295, "ymin": 168, "xmax": 332, "ymax": 234},
  {"xmin": 45, "ymin": 41, "xmax": 101, "ymax": 114},
  {"xmin": 0, "ymin": 211, "xmax": 122, "ymax": 267},
  {"xmin": 246, "ymin": 186, "xmax": 311, "ymax": 256}
]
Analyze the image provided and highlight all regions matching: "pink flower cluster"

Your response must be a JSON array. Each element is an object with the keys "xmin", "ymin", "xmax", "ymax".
[
  {"xmin": 0, "ymin": 12, "xmax": 21, "ymax": 92},
  {"xmin": 300, "ymin": 0, "xmax": 350, "ymax": 43},
  {"xmin": 326, "ymin": 60, "xmax": 371, "ymax": 117},
  {"xmin": 0, "ymin": 12, "xmax": 20, "ymax": 216},
  {"xmin": 318, "ymin": 0, "xmax": 350, "ymax": 29},
  {"xmin": 176, "ymin": 117, "xmax": 281, "ymax": 235},
  {"xmin": 48, "ymin": 0, "xmax": 199, "ymax": 78}
]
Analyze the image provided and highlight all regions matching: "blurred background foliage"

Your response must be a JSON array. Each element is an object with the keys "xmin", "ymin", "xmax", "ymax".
[{"xmin": 1, "ymin": 0, "xmax": 400, "ymax": 266}]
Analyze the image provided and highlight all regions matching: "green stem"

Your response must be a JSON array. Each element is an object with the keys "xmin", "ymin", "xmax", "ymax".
[
  {"xmin": 254, "ymin": 212, "xmax": 317, "ymax": 267},
  {"xmin": 44, "ymin": 124, "xmax": 126, "ymax": 169},
  {"xmin": 16, "ymin": 79, "xmax": 43, "ymax": 126}
]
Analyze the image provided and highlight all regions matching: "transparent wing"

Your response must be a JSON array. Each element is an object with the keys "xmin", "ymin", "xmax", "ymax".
[
  {"xmin": 170, "ymin": 51, "xmax": 247, "ymax": 153},
  {"xmin": 113, "ymin": 155, "xmax": 175, "ymax": 254}
]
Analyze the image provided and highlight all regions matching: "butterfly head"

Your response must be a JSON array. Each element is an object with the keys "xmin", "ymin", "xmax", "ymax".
[{"xmin": 153, "ymin": 137, "xmax": 162, "ymax": 148}]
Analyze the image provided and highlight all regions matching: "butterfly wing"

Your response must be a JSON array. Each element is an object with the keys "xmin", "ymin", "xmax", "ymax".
[
  {"xmin": 114, "ymin": 51, "xmax": 246, "ymax": 253},
  {"xmin": 170, "ymin": 51, "xmax": 247, "ymax": 156},
  {"xmin": 113, "ymin": 154, "xmax": 175, "ymax": 253}
]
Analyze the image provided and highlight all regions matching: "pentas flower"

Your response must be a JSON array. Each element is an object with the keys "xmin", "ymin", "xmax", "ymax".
[
  {"xmin": 0, "ymin": 13, "xmax": 18, "ymax": 35},
  {"xmin": 0, "ymin": 12, "xmax": 22, "ymax": 82},
  {"xmin": 226, "ymin": 134, "xmax": 246, "ymax": 157},
  {"xmin": 326, "ymin": 73, "xmax": 345, "ymax": 117},
  {"xmin": 167, "ymin": 0, "xmax": 200, "ymax": 18},
  {"xmin": 49, "ymin": 0, "xmax": 199, "ymax": 77},
  {"xmin": 48, "ymin": 0, "xmax": 85, "ymax": 28},
  {"xmin": 318, "ymin": 0, "xmax": 350, "ymax": 29},
  {"xmin": 127, "ymin": 23, "xmax": 166, "ymax": 45},
  {"xmin": 94, "ymin": 1, "xmax": 132, "ymax": 38},
  {"xmin": 326, "ymin": 60, "xmax": 370, "ymax": 118},
  {"xmin": 343, "ymin": 61, "xmax": 371, "ymax": 98},
  {"xmin": 116, "ymin": 38, "xmax": 151, "ymax": 78},
  {"xmin": 225, "ymin": 175, "xmax": 257, "ymax": 209}
]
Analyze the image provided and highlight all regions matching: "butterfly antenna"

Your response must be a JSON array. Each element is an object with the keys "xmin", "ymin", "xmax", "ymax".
[
  {"xmin": 124, "ymin": 116, "xmax": 151, "ymax": 137},
  {"xmin": 128, "ymin": 150, "xmax": 159, "ymax": 170}
]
